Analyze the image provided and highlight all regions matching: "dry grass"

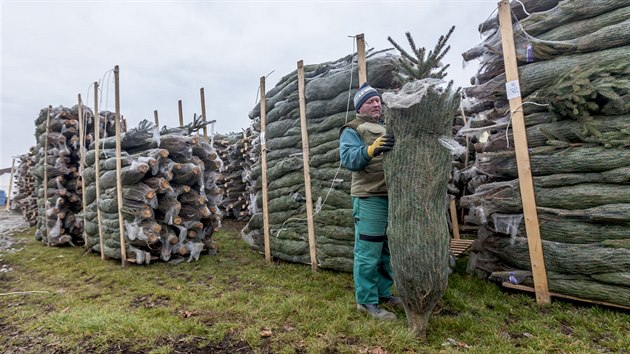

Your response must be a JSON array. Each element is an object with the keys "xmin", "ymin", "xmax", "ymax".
[{"xmin": 0, "ymin": 221, "xmax": 628, "ymax": 353}]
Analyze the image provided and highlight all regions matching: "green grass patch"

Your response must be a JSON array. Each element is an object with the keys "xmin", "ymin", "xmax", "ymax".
[{"xmin": 1, "ymin": 223, "xmax": 628, "ymax": 353}]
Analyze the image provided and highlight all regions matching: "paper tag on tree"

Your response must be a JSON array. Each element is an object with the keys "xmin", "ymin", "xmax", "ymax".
[
  {"xmin": 260, "ymin": 132, "xmax": 266, "ymax": 145},
  {"xmin": 505, "ymin": 80, "xmax": 521, "ymax": 100}
]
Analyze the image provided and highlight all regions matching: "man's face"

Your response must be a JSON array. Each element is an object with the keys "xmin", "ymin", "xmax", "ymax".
[{"xmin": 358, "ymin": 96, "xmax": 382, "ymax": 120}]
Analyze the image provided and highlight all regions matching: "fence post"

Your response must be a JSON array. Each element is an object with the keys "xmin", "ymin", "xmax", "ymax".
[{"xmin": 498, "ymin": 0, "xmax": 550, "ymax": 304}]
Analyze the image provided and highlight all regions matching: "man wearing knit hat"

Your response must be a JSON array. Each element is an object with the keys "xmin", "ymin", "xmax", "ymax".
[{"xmin": 339, "ymin": 82, "xmax": 400, "ymax": 321}]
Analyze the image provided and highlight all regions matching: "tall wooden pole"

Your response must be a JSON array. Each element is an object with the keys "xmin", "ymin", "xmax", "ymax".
[
  {"xmin": 297, "ymin": 60, "xmax": 318, "ymax": 272},
  {"xmin": 5, "ymin": 158, "xmax": 15, "ymax": 210},
  {"xmin": 356, "ymin": 33, "xmax": 367, "ymax": 86},
  {"xmin": 178, "ymin": 99, "xmax": 184, "ymax": 128},
  {"xmin": 200, "ymin": 88, "xmax": 208, "ymax": 139},
  {"xmin": 114, "ymin": 65, "xmax": 128, "ymax": 266},
  {"xmin": 77, "ymin": 94, "xmax": 88, "ymax": 247},
  {"xmin": 43, "ymin": 106, "xmax": 51, "ymax": 246},
  {"xmin": 94, "ymin": 82, "xmax": 105, "ymax": 260},
  {"xmin": 259, "ymin": 77, "xmax": 272, "ymax": 263},
  {"xmin": 498, "ymin": 0, "xmax": 550, "ymax": 304}
]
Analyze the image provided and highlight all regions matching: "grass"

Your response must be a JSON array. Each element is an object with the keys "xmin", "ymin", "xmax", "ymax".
[{"xmin": 1, "ymin": 222, "xmax": 628, "ymax": 353}]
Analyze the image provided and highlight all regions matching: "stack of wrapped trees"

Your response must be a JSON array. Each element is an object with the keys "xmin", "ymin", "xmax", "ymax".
[
  {"xmin": 83, "ymin": 119, "xmax": 223, "ymax": 264},
  {"xmin": 241, "ymin": 53, "xmax": 401, "ymax": 272},
  {"xmin": 32, "ymin": 105, "xmax": 108, "ymax": 246},
  {"xmin": 214, "ymin": 129, "xmax": 258, "ymax": 221},
  {"xmin": 12, "ymin": 149, "xmax": 38, "ymax": 226},
  {"xmin": 457, "ymin": 0, "xmax": 630, "ymax": 306}
]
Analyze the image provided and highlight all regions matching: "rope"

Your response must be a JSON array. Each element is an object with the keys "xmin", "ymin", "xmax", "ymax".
[{"xmin": 505, "ymin": 101, "xmax": 550, "ymax": 148}]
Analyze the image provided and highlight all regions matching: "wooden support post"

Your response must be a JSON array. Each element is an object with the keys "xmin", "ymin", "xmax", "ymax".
[
  {"xmin": 259, "ymin": 76, "xmax": 272, "ymax": 263},
  {"xmin": 43, "ymin": 106, "xmax": 51, "ymax": 246},
  {"xmin": 114, "ymin": 65, "xmax": 128, "ymax": 266},
  {"xmin": 153, "ymin": 110, "xmax": 159, "ymax": 128},
  {"xmin": 200, "ymin": 88, "xmax": 208, "ymax": 139},
  {"xmin": 356, "ymin": 34, "xmax": 367, "ymax": 86},
  {"xmin": 498, "ymin": 0, "xmax": 550, "ymax": 304},
  {"xmin": 178, "ymin": 99, "xmax": 184, "ymax": 128},
  {"xmin": 122, "ymin": 116, "xmax": 127, "ymax": 132},
  {"xmin": 5, "ymin": 158, "xmax": 15, "ymax": 209},
  {"xmin": 5, "ymin": 158, "xmax": 15, "ymax": 210},
  {"xmin": 94, "ymin": 82, "xmax": 105, "ymax": 260},
  {"xmin": 449, "ymin": 197, "xmax": 460, "ymax": 240},
  {"xmin": 77, "ymin": 94, "xmax": 88, "ymax": 247},
  {"xmin": 297, "ymin": 60, "xmax": 318, "ymax": 272}
]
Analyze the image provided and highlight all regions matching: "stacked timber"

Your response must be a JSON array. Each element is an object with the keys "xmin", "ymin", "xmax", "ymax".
[
  {"xmin": 32, "ymin": 105, "xmax": 109, "ymax": 246},
  {"xmin": 11, "ymin": 149, "xmax": 38, "ymax": 225},
  {"xmin": 457, "ymin": 0, "xmax": 630, "ymax": 307},
  {"xmin": 83, "ymin": 119, "xmax": 223, "ymax": 264},
  {"xmin": 241, "ymin": 52, "xmax": 401, "ymax": 272},
  {"xmin": 213, "ymin": 130, "xmax": 257, "ymax": 221}
]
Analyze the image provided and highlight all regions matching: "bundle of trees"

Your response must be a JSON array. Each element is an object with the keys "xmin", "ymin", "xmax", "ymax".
[
  {"xmin": 32, "ymin": 105, "xmax": 109, "ymax": 246},
  {"xmin": 213, "ymin": 129, "xmax": 258, "ymax": 221},
  {"xmin": 11, "ymin": 149, "xmax": 38, "ymax": 226},
  {"xmin": 456, "ymin": 0, "xmax": 630, "ymax": 307},
  {"xmin": 241, "ymin": 52, "xmax": 401, "ymax": 272},
  {"xmin": 82, "ymin": 119, "xmax": 224, "ymax": 264}
]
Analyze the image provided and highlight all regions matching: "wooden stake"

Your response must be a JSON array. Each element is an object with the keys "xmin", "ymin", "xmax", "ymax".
[
  {"xmin": 200, "ymin": 88, "xmax": 208, "ymax": 139},
  {"xmin": 297, "ymin": 60, "xmax": 318, "ymax": 272},
  {"xmin": 498, "ymin": 0, "xmax": 549, "ymax": 304},
  {"xmin": 178, "ymin": 99, "xmax": 184, "ymax": 128},
  {"xmin": 5, "ymin": 158, "xmax": 15, "ymax": 210},
  {"xmin": 153, "ymin": 110, "xmax": 159, "ymax": 128},
  {"xmin": 449, "ymin": 197, "xmax": 460, "ymax": 240},
  {"xmin": 94, "ymin": 82, "xmax": 105, "ymax": 260},
  {"xmin": 77, "ymin": 94, "xmax": 88, "ymax": 247},
  {"xmin": 122, "ymin": 116, "xmax": 127, "ymax": 132},
  {"xmin": 356, "ymin": 34, "xmax": 367, "ymax": 86},
  {"xmin": 43, "ymin": 106, "xmax": 51, "ymax": 246},
  {"xmin": 114, "ymin": 65, "xmax": 127, "ymax": 266},
  {"xmin": 259, "ymin": 76, "xmax": 271, "ymax": 263}
]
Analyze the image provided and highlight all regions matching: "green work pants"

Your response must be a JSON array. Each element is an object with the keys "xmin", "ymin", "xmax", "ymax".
[{"xmin": 352, "ymin": 196, "xmax": 394, "ymax": 305}]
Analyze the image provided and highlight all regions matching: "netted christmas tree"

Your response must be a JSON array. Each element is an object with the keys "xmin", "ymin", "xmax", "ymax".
[{"xmin": 383, "ymin": 29, "xmax": 461, "ymax": 338}]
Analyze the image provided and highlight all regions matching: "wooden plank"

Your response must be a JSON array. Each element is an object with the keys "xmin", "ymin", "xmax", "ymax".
[
  {"xmin": 449, "ymin": 239, "xmax": 473, "ymax": 256},
  {"xmin": 498, "ymin": 0, "xmax": 550, "ymax": 305},
  {"xmin": 43, "ymin": 106, "xmax": 51, "ymax": 246},
  {"xmin": 259, "ymin": 76, "xmax": 272, "ymax": 263},
  {"xmin": 113, "ymin": 65, "xmax": 127, "ymax": 267},
  {"xmin": 501, "ymin": 282, "xmax": 630, "ymax": 311},
  {"xmin": 200, "ymin": 88, "xmax": 208, "ymax": 139},
  {"xmin": 449, "ymin": 197, "xmax": 460, "ymax": 239},
  {"xmin": 5, "ymin": 158, "xmax": 15, "ymax": 211},
  {"xmin": 77, "ymin": 94, "xmax": 88, "ymax": 247},
  {"xmin": 297, "ymin": 60, "xmax": 318, "ymax": 272},
  {"xmin": 94, "ymin": 82, "xmax": 105, "ymax": 260},
  {"xmin": 356, "ymin": 33, "xmax": 367, "ymax": 86},
  {"xmin": 178, "ymin": 99, "xmax": 184, "ymax": 128}
]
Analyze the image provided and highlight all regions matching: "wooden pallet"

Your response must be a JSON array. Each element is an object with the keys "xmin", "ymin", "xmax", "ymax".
[
  {"xmin": 502, "ymin": 282, "xmax": 630, "ymax": 311},
  {"xmin": 450, "ymin": 239, "xmax": 474, "ymax": 257}
]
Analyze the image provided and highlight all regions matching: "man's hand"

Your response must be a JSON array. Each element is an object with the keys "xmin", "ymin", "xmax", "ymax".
[{"xmin": 367, "ymin": 134, "xmax": 395, "ymax": 158}]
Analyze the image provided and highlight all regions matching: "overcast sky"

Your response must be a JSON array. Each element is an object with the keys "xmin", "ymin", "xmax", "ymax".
[{"xmin": 0, "ymin": 0, "xmax": 497, "ymax": 189}]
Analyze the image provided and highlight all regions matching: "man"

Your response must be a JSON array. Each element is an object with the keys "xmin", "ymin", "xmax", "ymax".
[{"xmin": 339, "ymin": 82, "xmax": 400, "ymax": 321}]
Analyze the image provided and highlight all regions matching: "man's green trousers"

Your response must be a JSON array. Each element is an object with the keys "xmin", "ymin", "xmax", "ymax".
[{"xmin": 352, "ymin": 196, "xmax": 394, "ymax": 305}]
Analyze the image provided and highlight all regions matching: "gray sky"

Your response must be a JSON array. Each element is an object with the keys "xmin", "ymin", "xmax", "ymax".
[{"xmin": 0, "ymin": 0, "xmax": 497, "ymax": 189}]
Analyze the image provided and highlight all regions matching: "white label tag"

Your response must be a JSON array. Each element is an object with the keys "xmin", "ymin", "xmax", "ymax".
[
  {"xmin": 506, "ymin": 80, "xmax": 521, "ymax": 100},
  {"xmin": 260, "ymin": 132, "xmax": 266, "ymax": 145}
]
